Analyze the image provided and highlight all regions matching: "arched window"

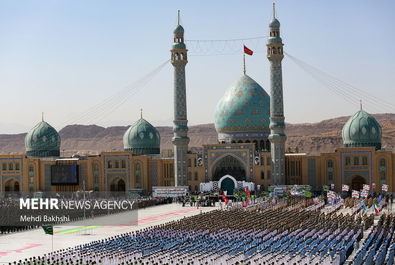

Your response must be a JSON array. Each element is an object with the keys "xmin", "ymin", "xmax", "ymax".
[
  {"xmin": 2, "ymin": 163, "xmax": 6, "ymax": 170},
  {"xmin": 345, "ymin": 156, "xmax": 351, "ymax": 166},
  {"xmin": 194, "ymin": 172, "xmax": 198, "ymax": 181},
  {"xmin": 135, "ymin": 162, "xmax": 142, "ymax": 188},
  {"xmin": 328, "ymin": 172, "xmax": 334, "ymax": 184},
  {"xmin": 8, "ymin": 163, "xmax": 13, "ymax": 170},
  {"xmin": 28, "ymin": 165, "xmax": 34, "ymax": 177},
  {"xmin": 15, "ymin": 162, "xmax": 20, "ymax": 170},
  {"xmin": 115, "ymin": 160, "xmax": 120, "ymax": 168},
  {"xmin": 93, "ymin": 163, "xmax": 100, "ymax": 187},
  {"xmin": 380, "ymin": 171, "xmax": 386, "ymax": 180},
  {"xmin": 260, "ymin": 140, "xmax": 265, "ymax": 151},
  {"xmin": 379, "ymin": 158, "xmax": 387, "ymax": 185},
  {"xmin": 362, "ymin": 156, "xmax": 368, "ymax": 165},
  {"xmin": 187, "ymin": 171, "xmax": 192, "ymax": 181},
  {"xmin": 107, "ymin": 160, "xmax": 113, "ymax": 168},
  {"xmin": 261, "ymin": 171, "xmax": 265, "ymax": 180},
  {"xmin": 327, "ymin": 160, "xmax": 334, "ymax": 168},
  {"xmin": 195, "ymin": 185, "xmax": 199, "ymax": 192},
  {"xmin": 121, "ymin": 160, "xmax": 126, "ymax": 168},
  {"xmin": 267, "ymin": 170, "xmax": 271, "ymax": 179},
  {"xmin": 187, "ymin": 159, "xmax": 192, "ymax": 167},
  {"xmin": 253, "ymin": 140, "xmax": 258, "ymax": 151},
  {"xmin": 353, "ymin": 157, "xmax": 359, "ymax": 166}
]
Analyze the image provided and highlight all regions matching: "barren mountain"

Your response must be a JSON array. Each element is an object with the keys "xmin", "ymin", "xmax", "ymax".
[{"xmin": 0, "ymin": 114, "xmax": 394, "ymax": 156}]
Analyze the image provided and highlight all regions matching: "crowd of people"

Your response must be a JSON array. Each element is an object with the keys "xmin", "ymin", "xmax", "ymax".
[{"xmin": 8, "ymin": 196, "xmax": 395, "ymax": 265}]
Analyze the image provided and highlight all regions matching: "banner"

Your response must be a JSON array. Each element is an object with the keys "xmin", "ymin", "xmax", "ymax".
[
  {"xmin": 361, "ymin": 189, "xmax": 369, "ymax": 198},
  {"xmin": 342, "ymin": 185, "xmax": 349, "ymax": 192},
  {"xmin": 352, "ymin": 190, "xmax": 360, "ymax": 199}
]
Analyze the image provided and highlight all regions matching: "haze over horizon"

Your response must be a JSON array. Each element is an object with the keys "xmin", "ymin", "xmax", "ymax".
[{"xmin": 0, "ymin": 0, "xmax": 394, "ymax": 134}]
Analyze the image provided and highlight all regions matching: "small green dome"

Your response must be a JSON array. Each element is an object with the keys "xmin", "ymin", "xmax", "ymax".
[
  {"xmin": 342, "ymin": 109, "xmax": 382, "ymax": 149},
  {"xmin": 269, "ymin": 18, "xmax": 280, "ymax": 28},
  {"xmin": 214, "ymin": 75, "xmax": 270, "ymax": 141},
  {"xmin": 123, "ymin": 118, "xmax": 160, "ymax": 155},
  {"xmin": 25, "ymin": 121, "xmax": 61, "ymax": 157},
  {"xmin": 174, "ymin": 24, "xmax": 184, "ymax": 34}
]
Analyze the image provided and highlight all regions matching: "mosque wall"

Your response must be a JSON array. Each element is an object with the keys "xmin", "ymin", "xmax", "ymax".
[{"xmin": 1, "ymin": 145, "xmax": 395, "ymax": 195}]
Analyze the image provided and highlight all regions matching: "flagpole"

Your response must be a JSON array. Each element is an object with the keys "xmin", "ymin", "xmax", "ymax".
[
  {"xmin": 243, "ymin": 53, "xmax": 246, "ymax": 75},
  {"xmin": 51, "ymin": 234, "xmax": 53, "ymax": 253}
]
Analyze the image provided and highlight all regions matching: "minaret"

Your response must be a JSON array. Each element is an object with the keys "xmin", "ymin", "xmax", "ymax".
[
  {"xmin": 171, "ymin": 11, "xmax": 190, "ymax": 187},
  {"xmin": 267, "ymin": 3, "xmax": 286, "ymax": 185}
]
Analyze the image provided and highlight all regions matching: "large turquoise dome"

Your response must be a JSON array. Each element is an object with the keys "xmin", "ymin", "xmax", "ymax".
[
  {"xmin": 25, "ymin": 121, "xmax": 61, "ymax": 157},
  {"xmin": 214, "ymin": 75, "xmax": 270, "ymax": 144},
  {"xmin": 123, "ymin": 118, "xmax": 160, "ymax": 155},
  {"xmin": 342, "ymin": 109, "xmax": 382, "ymax": 149}
]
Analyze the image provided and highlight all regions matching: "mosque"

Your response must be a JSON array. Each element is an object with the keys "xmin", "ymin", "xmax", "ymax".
[{"xmin": 0, "ymin": 7, "xmax": 394, "ymax": 196}]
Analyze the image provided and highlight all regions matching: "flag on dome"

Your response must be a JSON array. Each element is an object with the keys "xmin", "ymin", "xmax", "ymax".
[
  {"xmin": 342, "ymin": 184, "xmax": 349, "ymax": 191},
  {"xmin": 243, "ymin": 45, "xmax": 253, "ymax": 55}
]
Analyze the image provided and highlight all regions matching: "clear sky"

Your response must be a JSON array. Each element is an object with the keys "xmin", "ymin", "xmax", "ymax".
[{"xmin": 0, "ymin": 0, "xmax": 394, "ymax": 133}]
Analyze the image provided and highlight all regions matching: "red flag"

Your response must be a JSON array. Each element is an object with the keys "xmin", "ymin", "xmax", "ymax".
[
  {"xmin": 244, "ymin": 45, "xmax": 253, "ymax": 55},
  {"xmin": 222, "ymin": 193, "xmax": 229, "ymax": 205}
]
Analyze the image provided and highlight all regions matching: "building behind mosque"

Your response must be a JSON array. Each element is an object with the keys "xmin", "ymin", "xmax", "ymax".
[{"xmin": 0, "ymin": 7, "xmax": 394, "ymax": 196}]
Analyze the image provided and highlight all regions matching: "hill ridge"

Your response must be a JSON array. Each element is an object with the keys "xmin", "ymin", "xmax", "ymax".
[{"xmin": 0, "ymin": 113, "xmax": 394, "ymax": 155}]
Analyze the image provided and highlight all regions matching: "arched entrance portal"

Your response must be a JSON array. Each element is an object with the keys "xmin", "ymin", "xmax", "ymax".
[
  {"xmin": 212, "ymin": 155, "xmax": 246, "ymax": 181},
  {"xmin": 4, "ymin": 179, "xmax": 20, "ymax": 192},
  {"xmin": 110, "ymin": 178, "xmax": 126, "ymax": 192},
  {"xmin": 351, "ymin": 175, "xmax": 366, "ymax": 191},
  {"xmin": 218, "ymin": 175, "xmax": 238, "ymax": 195}
]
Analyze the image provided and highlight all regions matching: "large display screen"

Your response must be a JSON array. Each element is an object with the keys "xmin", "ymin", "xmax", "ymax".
[{"xmin": 51, "ymin": 165, "xmax": 79, "ymax": 185}]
